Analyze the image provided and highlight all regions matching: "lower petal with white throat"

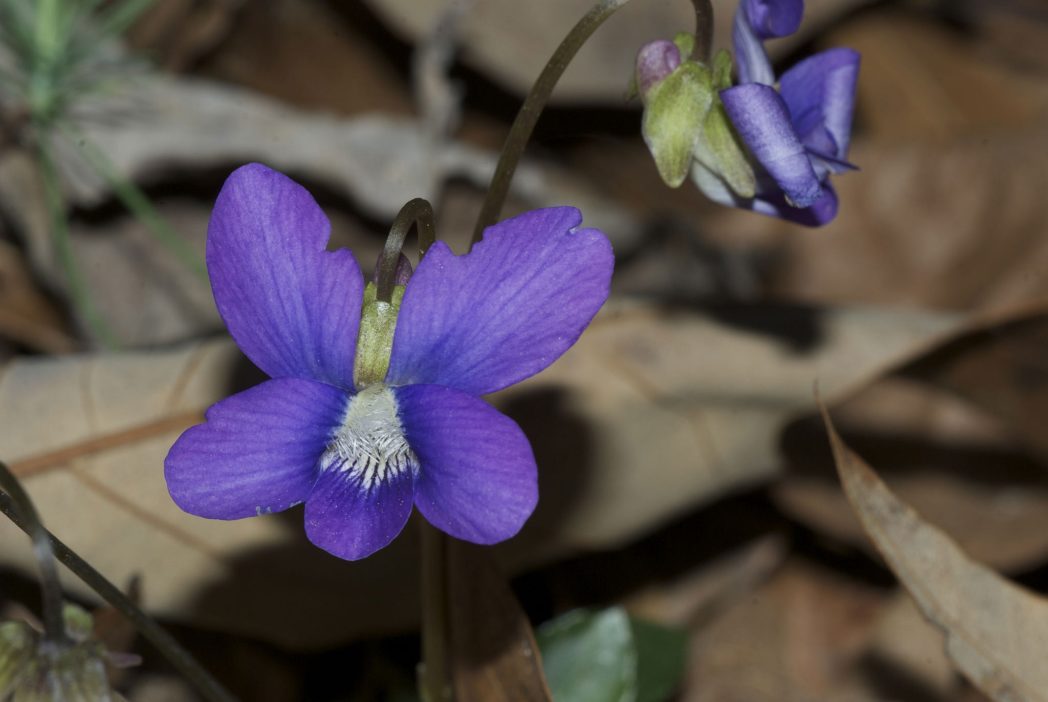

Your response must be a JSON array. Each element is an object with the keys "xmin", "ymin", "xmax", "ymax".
[{"xmin": 305, "ymin": 384, "xmax": 419, "ymax": 560}]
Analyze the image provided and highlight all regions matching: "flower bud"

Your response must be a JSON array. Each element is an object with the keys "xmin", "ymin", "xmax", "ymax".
[
  {"xmin": 635, "ymin": 40, "xmax": 681, "ymax": 98},
  {"xmin": 0, "ymin": 606, "xmax": 118, "ymax": 702},
  {"xmin": 0, "ymin": 622, "xmax": 35, "ymax": 696},
  {"xmin": 372, "ymin": 252, "xmax": 414, "ymax": 287},
  {"xmin": 640, "ymin": 60, "xmax": 715, "ymax": 188}
]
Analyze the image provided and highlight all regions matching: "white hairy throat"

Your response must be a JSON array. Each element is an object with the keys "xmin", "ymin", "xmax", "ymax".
[{"xmin": 319, "ymin": 384, "xmax": 419, "ymax": 490}]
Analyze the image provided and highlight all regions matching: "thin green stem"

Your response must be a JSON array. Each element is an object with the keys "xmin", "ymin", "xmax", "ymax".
[
  {"xmin": 0, "ymin": 461, "xmax": 238, "ymax": 702},
  {"xmin": 469, "ymin": 0, "xmax": 714, "ymax": 246},
  {"xmin": 376, "ymin": 197, "xmax": 435, "ymax": 303},
  {"xmin": 59, "ymin": 123, "xmax": 208, "ymax": 284},
  {"xmin": 0, "ymin": 462, "xmax": 67, "ymax": 646},
  {"xmin": 418, "ymin": 523, "xmax": 452, "ymax": 702},
  {"xmin": 36, "ymin": 133, "xmax": 118, "ymax": 348}
]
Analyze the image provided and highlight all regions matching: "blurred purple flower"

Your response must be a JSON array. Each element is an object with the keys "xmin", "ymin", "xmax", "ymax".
[
  {"xmin": 164, "ymin": 164, "xmax": 613, "ymax": 560},
  {"xmin": 713, "ymin": 0, "xmax": 860, "ymax": 225}
]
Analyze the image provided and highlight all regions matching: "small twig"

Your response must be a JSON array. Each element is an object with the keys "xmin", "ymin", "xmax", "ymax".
[{"xmin": 0, "ymin": 460, "xmax": 68, "ymax": 645}]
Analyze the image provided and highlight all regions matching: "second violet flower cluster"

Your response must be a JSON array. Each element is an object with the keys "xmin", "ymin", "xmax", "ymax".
[{"xmin": 635, "ymin": 0, "xmax": 860, "ymax": 226}]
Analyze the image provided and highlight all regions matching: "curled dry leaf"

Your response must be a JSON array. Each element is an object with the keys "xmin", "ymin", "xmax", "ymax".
[
  {"xmin": 0, "ymin": 299, "xmax": 960, "ymax": 646},
  {"xmin": 777, "ymin": 307, "xmax": 1048, "ymax": 573},
  {"xmin": 60, "ymin": 73, "xmax": 638, "ymax": 242},
  {"xmin": 823, "ymin": 406, "xmax": 1048, "ymax": 702}
]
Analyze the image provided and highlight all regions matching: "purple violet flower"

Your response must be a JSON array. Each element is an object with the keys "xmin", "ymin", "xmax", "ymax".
[
  {"xmin": 705, "ymin": 0, "xmax": 860, "ymax": 225},
  {"xmin": 164, "ymin": 164, "xmax": 614, "ymax": 561}
]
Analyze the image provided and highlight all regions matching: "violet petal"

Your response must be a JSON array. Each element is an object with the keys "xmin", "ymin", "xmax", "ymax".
[
  {"xmin": 721, "ymin": 83, "xmax": 822, "ymax": 208},
  {"xmin": 395, "ymin": 384, "xmax": 537, "ymax": 544},
  {"xmin": 779, "ymin": 47, "xmax": 860, "ymax": 159},
  {"xmin": 207, "ymin": 163, "xmax": 364, "ymax": 390},
  {"xmin": 751, "ymin": 183, "xmax": 839, "ymax": 226},
  {"xmin": 304, "ymin": 456, "xmax": 416, "ymax": 561},
  {"xmin": 692, "ymin": 161, "xmax": 839, "ymax": 227},
  {"xmin": 165, "ymin": 378, "xmax": 347, "ymax": 519},
  {"xmin": 733, "ymin": 0, "xmax": 803, "ymax": 84},
  {"xmin": 387, "ymin": 207, "xmax": 613, "ymax": 396},
  {"xmin": 743, "ymin": 0, "xmax": 804, "ymax": 40}
]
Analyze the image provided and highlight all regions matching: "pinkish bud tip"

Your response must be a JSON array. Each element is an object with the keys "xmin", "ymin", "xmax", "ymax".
[{"xmin": 636, "ymin": 40, "xmax": 682, "ymax": 96}]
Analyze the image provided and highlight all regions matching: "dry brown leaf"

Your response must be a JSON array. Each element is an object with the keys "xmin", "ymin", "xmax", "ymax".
[
  {"xmin": 908, "ymin": 314, "xmax": 1048, "ymax": 461},
  {"xmin": 716, "ymin": 126, "xmax": 1048, "ymax": 313},
  {"xmin": 0, "ymin": 239, "xmax": 77, "ymax": 354},
  {"xmin": 824, "ymin": 405, "xmax": 1048, "ymax": 702},
  {"xmin": 362, "ymin": 0, "xmax": 873, "ymax": 102},
  {"xmin": 865, "ymin": 593, "xmax": 960, "ymax": 700},
  {"xmin": 624, "ymin": 534, "xmax": 786, "ymax": 628},
  {"xmin": 59, "ymin": 73, "xmax": 637, "ymax": 241},
  {"xmin": 777, "ymin": 310, "xmax": 1048, "ymax": 573},
  {"xmin": 0, "ymin": 299, "xmax": 960, "ymax": 646},
  {"xmin": 196, "ymin": 0, "xmax": 412, "ymax": 116},
  {"xmin": 129, "ymin": 0, "xmax": 246, "ymax": 72},
  {"xmin": 682, "ymin": 560, "xmax": 885, "ymax": 702},
  {"xmin": 448, "ymin": 539, "xmax": 551, "ymax": 701},
  {"xmin": 832, "ymin": 11, "xmax": 1048, "ymax": 141}
]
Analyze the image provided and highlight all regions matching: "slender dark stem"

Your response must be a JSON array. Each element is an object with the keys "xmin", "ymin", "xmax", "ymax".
[
  {"xmin": 376, "ymin": 198, "xmax": 435, "ymax": 303},
  {"xmin": 692, "ymin": 0, "xmax": 714, "ymax": 62},
  {"xmin": 0, "ymin": 462, "xmax": 237, "ymax": 702},
  {"xmin": 0, "ymin": 461, "xmax": 67, "ymax": 645},
  {"xmin": 419, "ymin": 523, "xmax": 452, "ymax": 702},
  {"xmin": 469, "ymin": 0, "xmax": 714, "ymax": 246}
]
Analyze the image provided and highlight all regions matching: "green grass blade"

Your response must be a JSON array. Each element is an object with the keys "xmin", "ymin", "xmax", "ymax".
[
  {"xmin": 36, "ymin": 135, "xmax": 118, "ymax": 348},
  {"xmin": 60, "ymin": 123, "xmax": 207, "ymax": 284}
]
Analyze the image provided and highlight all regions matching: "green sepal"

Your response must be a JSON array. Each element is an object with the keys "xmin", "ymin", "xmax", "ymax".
[
  {"xmin": 672, "ymin": 32, "xmax": 695, "ymax": 61},
  {"xmin": 354, "ymin": 282, "xmax": 405, "ymax": 388},
  {"xmin": 0, "ymin": 615, "xmax": 113, "ymax": 701},
  {"xmin": 0, "ymin": 621, "xmax": 35, "ymax": 697},
  {"xmin": 62, "ymin": 604, "xmax": 94, "ymax": 642},
  {"xmin": 711, "ymin": 48, "xmax": 733, "ymax": 89},
  {"xmin": 694, "ymin": 100, "xmax": 757, "ymax": 198},
  {"xmin": 641, "ymin": 61, "xmax": 714, "ymax": 188}
]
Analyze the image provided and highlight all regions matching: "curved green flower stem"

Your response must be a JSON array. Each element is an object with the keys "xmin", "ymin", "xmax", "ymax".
[
  {"xmin": 418, "ymin": 523, "xmax": 452, "ymax": 702},
  {"xmin": 0, "ymin": 462, "xmax": 68, "ymax": 646},
  {"xmin": 376, "ymin": 197, "xmax": 435, "ymax": 303},
  {"xmin": 469, "ymin": 0, "xmax": 713, "ymax": 246},
  {"xmin": 35, "ymin": 134, "xmax": 118, "ymax": 348},
  {"xmin": 0, "ymin": 461, "xmax": 238, "ymax": 702},
  {"xmin": 58, "ymin": 122, "xmax": 208, "ymax": 285}
]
